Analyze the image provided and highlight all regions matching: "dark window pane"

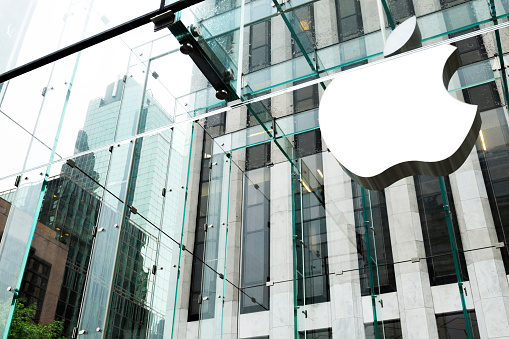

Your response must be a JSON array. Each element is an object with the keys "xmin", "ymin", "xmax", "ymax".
[
  {"xmin": 336, "ymin": 0, "xmax": 363, "ymax": 42},
  {"xmin": 415, "ymin": 176, "xmax": 468, "ymax": 285},
  {"xmin": 298, "ymin": 328, "xmax": 332, "ymax": 339},
  {"xmin": 352, "ymin": 181, "xmax": 397, "ymax": 296},
  {"xmin": 295, "ymin": 130, "xmax": 322, "ymax": 158},
  {"xmin": 241, "ymin": 167, "xmax": 270, "ymax": 314},
  {"xmin": 249, "ymin": 21, "xmax": 271, "ymax": 71},
  {"xmin": 436, "ymin": 310, "xmax": 481, "ymax": 338},
  {"xmin": 463, "ymin": 82, "xmax": 502, "ymax": 112},
  {"xmin": 295, "ymin": 153, "xmax": 330, "ymax": 306},
  {"xmin": 388, "ymin": 0, "xmax": 415, "ymax": 22},
  {"xmin": 365, "ymin": 319, "xmax": 403, "ymax": 339},
  {"xmin": 246, "ymin": 143, "xmax": 271, "ymax": 170},
  {"xmin": 476, "ymin": 107, "xmax": 509, "ymax": 273}
]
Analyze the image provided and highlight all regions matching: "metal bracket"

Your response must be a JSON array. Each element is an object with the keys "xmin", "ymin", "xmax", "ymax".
[
  {"xmin": 151, "ymin": 10, "xmax": 176, "ymax": 32},
  {"xmin": 168, "ymin": 21, "xmax": 238, "ymax": 101}
]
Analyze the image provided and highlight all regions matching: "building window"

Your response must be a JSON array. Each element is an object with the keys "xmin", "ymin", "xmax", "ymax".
[
  {"xmin": 414, "ymin": 175, "xmax": 468, "ymax": 285},
  {"xmin": 336, "ymin": 0, "xmax": 363, "ymax": 42},
  {"xmin": 205, "ymin": 111, "xmax": 227, "ymax": 138},
  {"xmin": 188, "ymin": 136, "xmax": 214, "ymax": 322},
  {"xmin": 295, "ymin": 130, "xmax": 322, "ymax": 158},
  {"xmin": 247, "ymin": 90, "xmax": 271, "ymax": 127},
  {"xmin": 240, "ymin": 167, "xmax": 270, "ymax": 313},
  {"xmin": 436, "ymin": 310, "xmax": 481, "ymax": 338},
  {"xmin": 298, "ymin": 328, "xmax": 332, "ymax": 338},
  {"xmin": 451, "ymin": 29, "xmax": 488, "ymax": 67},
  {"xmin": 294, "ymin": 146, "xmax": 330, "ymax": 306},
  {"xmin": 352, "ymin": 182, "xmax": 396, "ymax": 296},
  {"xmin": 364, "ymin": 319, "xmax": 403, "ymax": 339},
  {"xmin": 292, "ymin": 4, "xmax": 315, "ymax": 57},
  {"xmin": 249, "ymin": 21, "xmax": 271, "ymax": 72},
  {"xmin": 293, "ymin": 79, "xmax": 319, "ymax": 114},
  {"xmin": 387, "ymin": 0, "xmax": 415, "ymax": 23},
  {"xmin": 20, "ymin": 251, "xmax": 51, "ymax": 323},
  {"xmin": 462, "ymin": 82, "xmax": 502, "ymax": 112},
  {"xmin": 477, "ymin": 106, "xmax": 509, "ymax": 273},
  {"xmin": 246, "ymin": 143, "xmax": 271, "ymax": 170},
  {"xmin": 440, "ymin": 0, "xmax": 473, "ymax": 9}
]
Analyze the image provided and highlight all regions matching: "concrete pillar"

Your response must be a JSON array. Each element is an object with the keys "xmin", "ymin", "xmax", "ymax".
[
  {"xmin": 270, "ymin": 161, "xmax": 295, "ymax": 338},
  {"xmin": 323, "ymin": 152, "xmax": 365, "ymax": 338},
  {"xmin": 450, "ymin": 147, "xmax": 509, "ymax": 338},
  {"xmin": 322, "ymin": 152, "xmax": 364, "ymax": 338},
  {"xmin": 314, "ymin": 0, "xmax": 339, "ymax": 49},
  {"xmin": 385, "ymin": 177, "xmax": 439, "ymax": 339},
  {"xmin": 413, "ymin": 0, "xmax": 441, "ymax": 17},
  {"xmin": 360, "ymin": 0, "xmax": 381, "ymax": 34}
]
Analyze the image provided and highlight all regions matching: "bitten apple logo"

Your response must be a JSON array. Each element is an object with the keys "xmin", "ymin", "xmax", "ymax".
[{"xmin": 319, "ymin": 16, "xmax": 480, "ymax": 190}]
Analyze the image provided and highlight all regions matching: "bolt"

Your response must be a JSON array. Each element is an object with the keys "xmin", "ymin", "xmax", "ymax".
[
  {"xmin": 190, "ymin": 24, "xmax": 202, "ymax": 37},
  {"xmin": 216, "ymin": 89, "xmax": 228, "ymax": 100},
  {"xmin": 180, "ymin": 43, "xmax": 194, "ymax": 55}
]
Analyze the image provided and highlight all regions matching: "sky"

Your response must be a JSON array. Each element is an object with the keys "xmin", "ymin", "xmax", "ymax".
[{"xmin": 0, "ymin": 0, "xmax": 197, "ymax": 190}]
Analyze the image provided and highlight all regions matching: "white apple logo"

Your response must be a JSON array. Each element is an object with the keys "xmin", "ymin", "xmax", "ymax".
[{"xmin": 319, "ymin": 17, "xmax": 480, "ymax": 190}]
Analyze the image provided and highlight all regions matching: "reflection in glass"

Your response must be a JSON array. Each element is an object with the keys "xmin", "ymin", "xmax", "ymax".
[
  {"xmin": 352, "ymin": 182, "xmax": 396, "ymax": 296},
  {"xmin": 240, "ymin": 166, "xmax": 270, "ymax": 313},
  {"xmin": 365, "ymin": 319, "xmax": 403, "ymax": 339},
  {"xmin": 415, "ymin": 176, "xmax": 468, "ymax": 285},
  {"xmin": 436, "ymin": 310, "xmax": 481, "ymax": 338},
  {"xmin": 294, "ymin": 149, "xmax": 329, "ymax": 306},
  {"xmin": 336, "ymin": 0, "xmax": 363, "ymax": 42},
  {"xmin": 298, "ymin": 327, "xmax": 332, "ymax": 339},
  {"xmin": 477, "ymin": 107, "xmax": 509, "ymax": 273}
]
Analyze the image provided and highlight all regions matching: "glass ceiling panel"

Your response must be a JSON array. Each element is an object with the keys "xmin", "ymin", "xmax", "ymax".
[
  {"xmin": 0, "ymin": 0, "xmax": 169, "ymax": 77},
  {"xmin": 0, "ymin": 22, "xmax": 507, "ymax": 184}
]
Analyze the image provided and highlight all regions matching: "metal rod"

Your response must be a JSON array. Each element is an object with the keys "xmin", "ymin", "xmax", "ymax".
[
  {"xmin": 271, "ymin": 0, "xmax": 326, "ymax": 90},
  {"xmin": 361, "ymin": 187, "xmax": 379, "ymax": 339},
  {"xmin": 0, "ymin": 0, "xmax": 204, "ymax": 84},
  {"xmin": 380, "ymin": 0, "xmax": 395, "ymax": 29}
]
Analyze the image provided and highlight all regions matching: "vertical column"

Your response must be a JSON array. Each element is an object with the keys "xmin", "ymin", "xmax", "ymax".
[
  {"xmin": 385, "ymin": 177, "xmax": 439, "ymax": 339},
  {"xmin": 165, "ymin": 125, "xmax": 204, "ymax": 339},
  {"xmin": 270, "ymin": 161, "xmax": 294, "ymax": 337},
  {"xmin": 359, "ymin": 0, "xmax": 381, "ymax": 34},
  {"xmin": 314, "ymin": 0, "xmax": 339, "ymax": 48},
  {"xmin": 450, "ymin": 147, "xmax": 509, "ymax": 338},
  {"xmin": 322, "ymin": 152, "xmax": 365, "ymax": 338},
  {"xmin": 221, "ymin": 149, "xmax": 244, "ymax": 339},
  {"xmin": 413, "ymin": 0, "xmax": 441, "ymax": 17}
]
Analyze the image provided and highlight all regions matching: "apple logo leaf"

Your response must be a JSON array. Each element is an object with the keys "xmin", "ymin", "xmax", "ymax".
[{"xmin": 319, "ymin": 16, "xmax": 480, "ymax": 190}]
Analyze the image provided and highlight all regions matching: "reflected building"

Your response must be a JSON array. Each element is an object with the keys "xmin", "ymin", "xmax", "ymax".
[{"xmin": 1, "ymin": 77, "xmax": 176, "ymax": 337}]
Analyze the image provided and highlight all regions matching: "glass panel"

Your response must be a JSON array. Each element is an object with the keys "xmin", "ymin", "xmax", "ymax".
[
  {"xmin": 0, "ymin": 160, "xmax": 67, "ymax": 336},
  {"xmin": 45, "ymin": 160, "xmax": 106, "ymax": 336},
  {"xmin": 77, "ymin": 141, "xmax": 133, "ymax": 337},
  {"xmin": 436, "ymin": 310, "xmax": 481, "ymax": 338},
  {"xmin": 415, "ymin": 176, "xmax": 468, "ymax": 286},
  {"xmin": 240, "ymin": 166, "xmax": 270, "ymax": 314},
  {"xmin": 198, "ymin": 127, "xmax": 231, "ymax": 337},
  {"xmin": 0, "ymin": 0, "xmax": 165, "ymax": 76}
]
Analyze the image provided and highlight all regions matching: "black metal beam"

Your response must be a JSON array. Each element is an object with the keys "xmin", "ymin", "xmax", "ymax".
[
  {"xmin": 169, "ymin": 20, "xmax": 238, "ymax": 101},
  {"xmin": 0, "ymin": 0, "xmax": 204, "ymax": 84}
]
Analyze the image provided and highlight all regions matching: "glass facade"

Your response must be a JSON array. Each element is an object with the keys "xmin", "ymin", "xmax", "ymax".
[{"xmin": 1, "ymin": 0, "xmax": 509, "ymax": 338}]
